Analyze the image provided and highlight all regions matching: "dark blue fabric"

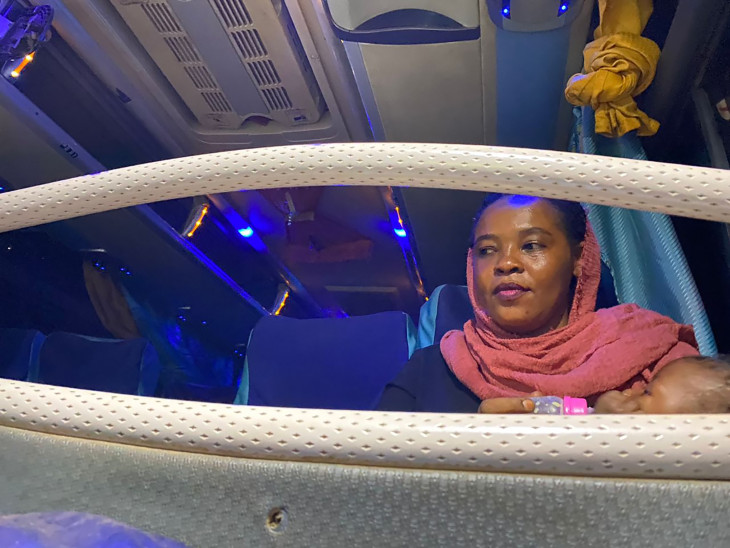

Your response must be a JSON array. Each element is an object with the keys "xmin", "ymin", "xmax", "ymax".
[
  {"xmin": 37, "ymin": 333, "xmax": 160, "ymax": 395},
  {"xmin": 246, "ymin": 312, "xmax": 412, "ymax": 410},
  {"xmin": 431, "ymin": 262, "xmax": 619, "ymax": 345},
  {"xmin": 162, "ymin": 382, "xmax": 238, "ymax": 404},
  {"xmin": 0, "ymin": 329, "xmax": 45, "ymax": 381},
  {"xmin": 377, "ymin": 345, "xmax": 479, "ymax": 413}
]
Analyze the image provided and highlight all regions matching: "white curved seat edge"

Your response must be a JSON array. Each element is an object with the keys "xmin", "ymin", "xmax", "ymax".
[
  {"xmin": 0, "ymin": 143, "xmax": 728, "ymax": 235},
  {"xmin": 1, "ymin": 379, "xmax": 727, "ymax": 480}
]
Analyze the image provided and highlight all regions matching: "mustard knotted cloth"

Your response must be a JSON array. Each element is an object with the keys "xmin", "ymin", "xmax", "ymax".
[{"xmin": 565, "ymin": 0, "xmax": 660, "ymax": 138}]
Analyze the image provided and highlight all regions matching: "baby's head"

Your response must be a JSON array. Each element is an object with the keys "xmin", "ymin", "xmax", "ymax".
[
  {"xmin": 640, "ymin": 356, "xmax": 730, "ymax": 413},
  {"xmin": 596, "ymin": 355, "xmax": 730, "ymax": 414}
]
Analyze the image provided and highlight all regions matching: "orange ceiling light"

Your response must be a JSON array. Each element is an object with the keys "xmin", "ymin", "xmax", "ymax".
[
  {"xmin": 10, "ymin": 53, "xmax": 35, "ymax": 78},
  {"xmin": 273, "ymin": 290, "xmax": 290, "ymax": 315},
  {"xmin": 186, "ymin": 204, "xmax": 209, "ymax": 237}
]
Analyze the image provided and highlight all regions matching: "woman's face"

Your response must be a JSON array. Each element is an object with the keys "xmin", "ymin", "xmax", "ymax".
[{"xmin": 472, "ymin": 196, "xmax": 581, "ymax": 336}]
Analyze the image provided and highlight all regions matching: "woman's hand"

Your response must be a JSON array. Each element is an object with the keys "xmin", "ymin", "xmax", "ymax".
[
  {"xmin": 593, "ymin": 389, "xmax": 642, "ymax": 414},
  {"xmin": 478, "ymin": 392, "xmax": 543, "ymax": 414}
]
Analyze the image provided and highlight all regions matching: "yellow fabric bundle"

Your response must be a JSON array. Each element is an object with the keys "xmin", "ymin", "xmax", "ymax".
[{"xmin": 565, "ymin": 0, "xmax": 661, "ymax": 137}]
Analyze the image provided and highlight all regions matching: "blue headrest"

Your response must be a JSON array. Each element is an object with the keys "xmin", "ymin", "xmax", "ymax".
[
  {"xmin": 33, "ymin": 333, "xmax": 161, "ymax": 396},
  {"xmin": 238, "ymin": 312, "xmax": 417, "ymax": 410},
  {"xmin": 418, "ymin": 262, "xmax": 619, "ymax": 348},
  {"xmin": 0, "ymin": 329, "xmax": 45, "ymax": 381}
]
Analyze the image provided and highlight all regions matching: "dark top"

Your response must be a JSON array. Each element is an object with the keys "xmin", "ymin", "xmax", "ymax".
[{"xmin": 377, "ymin": 345, "xmax": 480, "ymax": 413}]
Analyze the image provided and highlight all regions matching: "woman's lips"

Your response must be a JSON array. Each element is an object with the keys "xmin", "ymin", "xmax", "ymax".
[{"xmin": 494, "ymin": 283, "xmax": 530, "ymax": 302}]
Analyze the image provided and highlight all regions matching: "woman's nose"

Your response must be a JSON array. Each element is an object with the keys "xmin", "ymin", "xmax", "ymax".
[{"xmin": 494, "ymin": 250, "xmax": 523, "ymax": 275}]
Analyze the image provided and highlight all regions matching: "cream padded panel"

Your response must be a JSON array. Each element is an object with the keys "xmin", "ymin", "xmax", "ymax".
[
  {"xmin": 0, "ymin": 143, "xmax": 729, "ymax": 235},
  {"xmin": 1, "ymin": 426, "xmax": 729, "ymax": 548},
  {"xmin": 1, "ymin": 380, "xmax": 728, "ymax": 480}
]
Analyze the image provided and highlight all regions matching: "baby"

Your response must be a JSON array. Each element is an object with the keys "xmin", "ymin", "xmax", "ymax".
[
  {"xmin": 478, "ymin": 356, "xmax": 730, "ymax": 414},
  {"xmin": 593, "ymin": 355, "xmax": 730, "ymax": 414}
]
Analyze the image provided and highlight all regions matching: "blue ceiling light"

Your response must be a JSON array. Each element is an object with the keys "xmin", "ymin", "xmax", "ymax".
[
  {"xmin": 212, "ymin": 198, "xmax": 268, "ymax": 253},
  {"xmin": 236, "ymin": 221, "xmax": 266, "ymax": 252},
  {"xmin": 502, "ymin": 0, "xmax": 511, "ymax": 19},
  {"xmin": 238, "ymin": 225, "xmax": 254, "ymax": 238},
  {"xmin": 389, "ymin": 204, "xmax": 409, "ymax": 238},
  {"xmin": 559, "ymin": 2, "xmax": 570, "ymax": 15}
]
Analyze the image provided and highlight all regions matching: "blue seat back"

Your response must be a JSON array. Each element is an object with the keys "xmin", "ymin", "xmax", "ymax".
[
  {"xmin": 162, "ymin": 382, "xmax": 238, "ymax": 404},
  {"xmin": 0, "ymin": 329, "xmax": 45, "ymax": 381},
  {"xmin": 34, "ymin": 333, "xmax": 161, "ymax": 396},
  {"xmin": 238, "ymin": 312, "xmax": 416, "ymax": 410}
]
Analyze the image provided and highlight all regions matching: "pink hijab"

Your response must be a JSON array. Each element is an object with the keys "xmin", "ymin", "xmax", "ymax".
[{"xmin": 440, "ymin": 224, "xmax": 699, "ymax": 400}]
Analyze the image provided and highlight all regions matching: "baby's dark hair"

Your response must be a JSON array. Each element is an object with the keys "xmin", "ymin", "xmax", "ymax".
[
  {"xmin": 471, "ymin": 194, "xmax": 587, "ymax": 248},
  {"xmin": 673, "ymin": 355, "xmax": 730, "ymax": 413}
]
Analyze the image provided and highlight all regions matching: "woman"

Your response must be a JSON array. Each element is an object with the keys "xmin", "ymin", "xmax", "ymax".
[{"xmin": 378, "ymin": 194, "xmax": 699, "ymax": 413}]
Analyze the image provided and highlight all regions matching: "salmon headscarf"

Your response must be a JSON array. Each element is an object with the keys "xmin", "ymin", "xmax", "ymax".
[{"xmin": 440, "ymin": 223, "xmax": 699, "ymax": 400}]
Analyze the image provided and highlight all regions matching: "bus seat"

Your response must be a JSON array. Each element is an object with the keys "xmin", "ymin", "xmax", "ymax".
[
  {"xmin": 161, "ymin": 382, "xmax": 238, "ymax": 404},
  {"xmin": 418, "ymin": 262, "xmax": 619, "ymax": 348},
  {"xmin": 33, "ymin": 333, "xmax": 161, "ymax": 396},
  {"xmin": 0, "ymin": 329, "xmax": 45, "ymax": 381},
  {"xmin": 236, "ymin": 312, "xmax": 417, "ymax": 410}
]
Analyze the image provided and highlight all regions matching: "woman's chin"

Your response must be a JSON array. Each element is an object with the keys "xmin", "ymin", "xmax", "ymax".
[{"xmin": 491, "ymin": 315, "xmax": 542, "ymax": 336}]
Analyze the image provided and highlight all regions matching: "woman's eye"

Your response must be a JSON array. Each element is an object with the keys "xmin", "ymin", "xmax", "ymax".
[
  {"xmin": 477, "ymin": 246, "xmax": 496, "ymax": 256},
  {"xmin": 523, "ymin": 242, "xmax": 544, "ymax": 252}
]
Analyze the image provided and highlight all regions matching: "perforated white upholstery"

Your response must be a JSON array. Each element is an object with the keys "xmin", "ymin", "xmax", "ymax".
[
  {"xmin": 0, "ymin": 144, "xmax": 728, "ymax": 234},
  {"xmin": 0, "ymin": 379, "xmax": 727, "ymax": 480}
]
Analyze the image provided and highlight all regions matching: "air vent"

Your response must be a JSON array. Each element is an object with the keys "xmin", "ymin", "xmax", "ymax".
[
  {"xmin": 262, "ymin": 87, "xmax": 292, "ymax": 110},
  {"xmin": 212, "ymin": 0, "xmax": 252, "ymax": 27},
  {"xmin": 201, "ymin": 91, "xmax": 232, "ymax": 112},
  {"xmin": 247, "ymin": 60, "xmax": 280, "ymax": 86},
  {"xmin": 141, "ymin": 3, "xmax": 181, "ymax": 34},
  {"xmin": 231, "ymin": 29, "xmax": 267, "ymax": 59},
  {"xmin": 215, "ymin": 4, "xmax": 303, "ymax": 115},
  {"xmin": 137, "ymin": 2, "xmax": 236, "ymax": 119},
  {"xmin": 111, "ymin": 0, "xmax": 324, "ymax": 128},
  {"xmin": 164, "ymin": 36, "xmax": 199, "ymax": 63},
  {"xmin": 184, "ymin": 65, "xmax": 217, "ymax": 90}
]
